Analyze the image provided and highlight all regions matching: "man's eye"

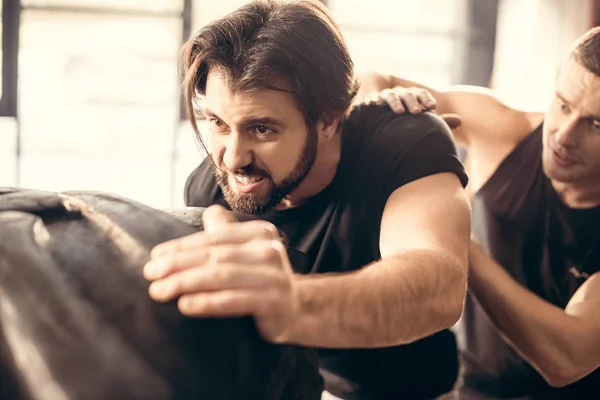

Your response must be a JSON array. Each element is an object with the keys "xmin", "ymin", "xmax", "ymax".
[
  {"xmin": 252, "ymin": 125, "xmax": 275, "ymax": 136},
  {"xmin": 210, "ymin": 118, "xmax": 223, "ymax": 127},
  {"xmin": 591, "ymin": 120, "xmax": 600, "ymax": 132},
  {"xmin": 557, "ymin": 101, "xmax": 568, "ymax": 112}
]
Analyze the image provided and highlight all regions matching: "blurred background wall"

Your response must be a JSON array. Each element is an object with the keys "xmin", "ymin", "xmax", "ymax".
[
  {"xmin": 0, "ymin": 0, "xmax": 597, "ymax": 208},
  {"xmin": 491, "ymin": 0, "xmax": 594, "ymax": 111}
]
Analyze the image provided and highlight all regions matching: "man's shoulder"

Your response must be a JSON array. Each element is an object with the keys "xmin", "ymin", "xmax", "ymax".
[
  {"xmin": 183, "ymin": 158, "xmax": 225, "ymax": 207},
  {"xmin": 342, "ymin": 105, "xmax": 467, "ymax": 192},
  {"xmin": 348, "ymin": 104, "xmax": 453, "ymax": 134},
  {"xmin": 346, "ymin": 105, "xmax": 458, "ymax": 159}
]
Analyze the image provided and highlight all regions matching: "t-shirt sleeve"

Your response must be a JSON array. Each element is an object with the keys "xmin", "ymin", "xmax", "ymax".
[{"xmin": 374, "ymin": 111, "xmax": 469, "ymax": 200}]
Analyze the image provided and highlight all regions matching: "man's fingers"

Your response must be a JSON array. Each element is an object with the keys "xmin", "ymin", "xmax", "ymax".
[
  {"xmin": 364, "ymin": 87, "xmax": 438, "ymax": 116},
  {"xmin": 150, "ymin": 219, "xmax": 280, "ymax": 257},
  {"xmin": 417, "ymin": 91, "xmax": 437, "ymax": 109},
  {"xmin": 363, "ymin": 93, "xmax": 379, "ymax": 105},
  {"xmin": 382, "ymin": 91, "xmax": 406, "ymax": 114},
  {"xmin": 202, "ymin": 204, "xmax": 238, "ymax": 233},
  {"xmin": 364, "ymin": 92, "xmax": 387, "ymax": 106},
  {"xmin": 145, "ymin": 239, "xmax": 286, "ymax": 280},
  {"xmin": 401, "ymin": 92, "xmax": 423, "ymax": 114},
  {"xmin": 177, "ymin": 290, "xmax": 266, "ymax": 318},
  {"xmin": 148, "ymin": 264, "xmax": 285, "ymax": 302},
  {"xmin": 144, "ymin": 248, "xmax": 208, "ymax": 280}
]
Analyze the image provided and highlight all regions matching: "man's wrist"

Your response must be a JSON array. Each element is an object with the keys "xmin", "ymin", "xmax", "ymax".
[
  {"xmin": 468, "ymin": 240, "xmax": 487, "ymax": 280},
  {"xmin": 278, "ymin": 274, "xmax": 328, "ymax": 346}
]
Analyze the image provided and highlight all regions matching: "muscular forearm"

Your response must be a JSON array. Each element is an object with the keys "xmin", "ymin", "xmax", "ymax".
[
  {"xmin": 469, "ymin": 243, "xmax": 595, "ymax": 387},
  {"xmin": 286, "ymin": 248, "xmax": 467, "ymax": 348}
]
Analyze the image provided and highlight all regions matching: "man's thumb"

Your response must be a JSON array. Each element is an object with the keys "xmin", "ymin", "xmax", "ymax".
[
  {"xmin": 441, "ymin": 113, "xmax": 462, "ymax": 130},
  {"xmin": 202, "ymin": 204, "xmax": 239, "ymax": 232}
]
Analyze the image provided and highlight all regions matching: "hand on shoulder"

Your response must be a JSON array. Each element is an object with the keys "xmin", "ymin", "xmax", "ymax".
[{"xmin": 362, "ymin": 86, "xmax": 462, "ymax": 130}]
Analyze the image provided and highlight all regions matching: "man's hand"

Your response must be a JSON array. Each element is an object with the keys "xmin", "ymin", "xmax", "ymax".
[
  {"xmin": 363, "ymin": 86, "xmax": 462, "ymax": 130},
  {"xmin": 143, "ymin": 205, "xmax": 300, "ymax": 343}
]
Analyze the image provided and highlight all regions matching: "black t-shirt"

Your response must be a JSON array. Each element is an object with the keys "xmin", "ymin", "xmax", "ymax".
[
  {"xmin": 185, "ymin": 105, "xmax": 469, "ymax": 400},
  {"xmin": 461, "ymin": 122, "xmax": 600, "ymax": 399}
]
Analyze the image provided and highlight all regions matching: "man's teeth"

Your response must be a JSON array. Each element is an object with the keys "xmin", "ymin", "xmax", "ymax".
[{"xmin": 234, "ymin": 175, "xmax": 263, "ymax": 185}]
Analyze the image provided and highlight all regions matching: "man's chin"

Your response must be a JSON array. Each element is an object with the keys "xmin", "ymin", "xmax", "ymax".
[
  {"xmin": 543, "ymin": 163, "xmax": 583, "ymax": 184},
  {"xmin": 223, "ymin": 193, "xmax": 272, "ymax": 215}
]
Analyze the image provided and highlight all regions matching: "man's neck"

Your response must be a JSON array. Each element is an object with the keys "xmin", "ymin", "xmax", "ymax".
[
  {"xmin": 277, "ymin": 133, "xmax": 342, "ymax": 210},
  {"xmin": 552, "ymin": 179, "xmax": 600, "ymax": 209}
]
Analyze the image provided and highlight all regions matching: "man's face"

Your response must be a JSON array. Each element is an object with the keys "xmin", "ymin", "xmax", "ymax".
[
  {"xmin": 543, "ymin": 58, "xmax": 600, "ymax": 186},
  {"xmin": 201, "ymin": 69, "xmax": 318, "ymax": 214}
]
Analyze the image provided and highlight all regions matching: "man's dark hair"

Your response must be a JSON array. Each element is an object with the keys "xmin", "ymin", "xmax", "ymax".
[
  {"xmin": 572, "ymin": 26, "xmax": 600, "ymax": 77},
  {"xmin": 180, "ymin": 0, "xmax": 359, "ymax": 150}
]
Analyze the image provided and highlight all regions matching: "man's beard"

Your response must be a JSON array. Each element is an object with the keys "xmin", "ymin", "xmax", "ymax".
[{"xmin": 214, "ymin": 130, "xmax": 318, "ymax": 215}]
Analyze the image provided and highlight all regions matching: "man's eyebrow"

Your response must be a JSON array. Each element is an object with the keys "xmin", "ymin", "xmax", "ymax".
[
  {"xmin": 555, "ymin": 91, "xmax": 570, "ymax": 105},
  {"xmin": 200, "ymin": 109, "xmax": 285, "ymax": 128},
  {"xmin": 201, "ymin": 108, "xmax": 219, "ymax": 119},
  {"xmin": 585, "ymin": 113, "xmax": 600, "ymax": 122},
  {"xmin": 244, "ymin": 117, "xmax": 285, "ymax": 128},
  {"xmin": 555, "ymin": 92, "xmax": 600, "ymax": 120}
]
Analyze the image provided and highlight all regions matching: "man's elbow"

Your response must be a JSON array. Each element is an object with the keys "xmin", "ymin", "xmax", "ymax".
[
  {"xmin": 545, "ymin": 373, "xmax": 578, "ymax": 388},
  {"xmin": 534, "ymin": 325, "xmax": 600, "ymax": 387},
  {"xmin": 432, "ymin": 255, "xmax": 468, "ymax": 331},
  {"xmin": 541, "ymin": 359, "xmax": 597, "ymax": 388},
  {"xmin": 444, "ymin": 260, "xmax": 468, "ymax": 327}
]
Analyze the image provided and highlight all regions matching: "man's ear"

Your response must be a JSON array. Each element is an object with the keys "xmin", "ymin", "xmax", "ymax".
[{"xmin": 316, "ymin": 115, "xmax": 341, "ymax": 142}]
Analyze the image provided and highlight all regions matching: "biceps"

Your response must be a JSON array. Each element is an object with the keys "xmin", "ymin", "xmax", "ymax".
[{"xmin": 379, "ymin": 172, "xmax": 471, "ymax": 261}]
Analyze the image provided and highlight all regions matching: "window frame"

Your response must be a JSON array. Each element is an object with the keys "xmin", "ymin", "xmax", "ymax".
[{"xmin": 0, "ymin": 0, "xmax": 20, "ymax": 118}]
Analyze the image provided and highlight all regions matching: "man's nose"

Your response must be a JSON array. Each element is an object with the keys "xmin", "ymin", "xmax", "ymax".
[
  {"xmin": 555, "ymin": 116, "xmax": 580, "ymax": 148},
  {"xmin": 222, "ymin": 133, "xmax": 253, "ymax": 171}
]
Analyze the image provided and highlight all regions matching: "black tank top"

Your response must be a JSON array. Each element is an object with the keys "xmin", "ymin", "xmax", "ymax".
[{"xmin": 459, "ymin": 123, "xmax": 600, "ymax": 398}]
